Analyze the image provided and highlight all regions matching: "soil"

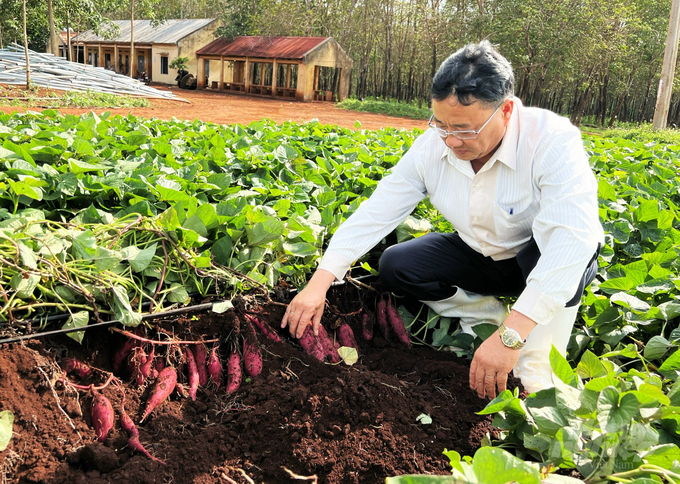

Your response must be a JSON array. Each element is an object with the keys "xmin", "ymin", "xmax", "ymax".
[
  {"xmin": 0, "ymin": 283, "xmax": 520, "ymax": 484},
  {"xmin": 0, "ymin": 88, "xmax": 504, "ymax": 484},
  {"xmin": 0, "ymin": 85, "xmax": 427, "ymax": 132}
]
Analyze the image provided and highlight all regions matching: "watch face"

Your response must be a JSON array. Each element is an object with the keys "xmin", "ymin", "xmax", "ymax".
[{"xmin": 501, "ymin": 329, "xmax": 520, "ymax": 347}]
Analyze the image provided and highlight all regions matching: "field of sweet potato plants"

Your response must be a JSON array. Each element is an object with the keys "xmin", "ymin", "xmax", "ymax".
[{"xmin": 1, "ymin": 109, "xmax": 680, "ymax": 484}]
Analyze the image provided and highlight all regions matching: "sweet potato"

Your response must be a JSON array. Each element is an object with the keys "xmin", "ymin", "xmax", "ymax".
[
  {"xmin": 337, "ymin": 323, "xmax": 359, "ymax": 350},
  {"xmin": 90, "ymin": 391, "xmax": 114, "ymax": 442},
  {"xmin": 298, "ymin": 325, "xmax": 325, "ymax": 362},
  {"xmin": 193, "ymin": 344, "xmax": 209, "ymax": 387},
  {"xmin": 362, "ymin": 312, "xmax": 374, "ymax": 341},
  {"xmin": 317, "ymin": 325, "xmax": 342, "ymax": 363},
  {"xmin": 129, "ymin": 347, "xmax": 148, "ymax": 386},
  {"xmin": 387, "ymin": 296, "xmax": 411, "ymax": 348},
  {"xmin": 207, "ymin": 347, "xmax": 222, "ymax": 390},
  {"xmin": 245, "ymin": 313, "xmax": 282, "ymax": 342},
  {"xmin": 243, "ymin": 339, "xmax": 262, "ymax": 378},
  {"xmin": 376, "ymin": 297, "xmax": 391, "ymax": 340},
  {"xmin": 62, "ymin": 357, "xmax": 93, "ymax": 379},
  {"xmin": 120, "ymin": 401, "xmax": 166, "ymax": 464},
  {"xmin": 113, "ymin": 337, "xmax": 139, "ymax": 373},
  {"xmin": 184, "ymin": 346, "xmax": 199, "ymax": 401},
  {"xmin": 226, "ymin": 349, "xmax": 242, "ymax": 395},
  {"xmin": 113, "ymin": 327, "xmax": 144, "ymax": 373},
  {"xmin": 141, "ymin": 366, "xmax": 177, "ymax": 422}
]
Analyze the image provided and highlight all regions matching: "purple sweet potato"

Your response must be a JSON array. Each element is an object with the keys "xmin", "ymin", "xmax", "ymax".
[
  {"xmin": 129, "ymin": 347, "xmax": 148, "ymax": 386},
  {"xmin": 193, "ymin": 344, "xmax": 209, "ymax": 387},
  {"xmin": 376, "ymin": 297, "xmax": 391, "ymax": 340},
  {"xmin": 141, "ymin": 366, "xmax": 177, "ymax": 422},
  {"xmin": 120, "ymin": 401, "xmax": 166, "ymax": 464},
  {"xmin": 297, "ymin": 325, "xmax": 325, "ymax": 362},
  {"xmin": 337, "ymin": 323, "xmax": 359, "ymax": 350},
  {"xmin": 362, "ymin": 312, "xmax": 374, "ymax": 341},
  {"xmin": 226, "ymin": 349, "xmax": 242, "ymax": 395},
  {"xmin": 113, "ymin": 337, "xmax": 139, "ymax": 373},
  {"xmin": 90, "ymin": 391, "xmax": 114, "ymax": 442},
  {"xmin": 317, "ymin": 325, "xmax": 342, "ymax": 363},
  {"xmin": 62, "ymin": 357, "xmax": 93, "ymax": 379},
  {"xmin": 207, "ymin": 347, "xmax": 222, "ymax": 390},
  {"xmin": 245, "ymin": 313, "xmax": 282, "ymax": 342},
  {"xmin": 387, "ymin": 296, "xmax": 411, "ymax": 348},
  {"xmin": 243, "ymin": 339, "xmax": 262, "ymax": 378},
  {"xmin": 184, "ymin": 346, "xmax": 199, "ymax": 401}
]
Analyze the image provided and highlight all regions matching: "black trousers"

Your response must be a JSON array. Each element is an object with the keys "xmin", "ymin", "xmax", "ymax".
[{"xmin": 378, "ymin": 233, "xmax": 599, "ymax": 308}]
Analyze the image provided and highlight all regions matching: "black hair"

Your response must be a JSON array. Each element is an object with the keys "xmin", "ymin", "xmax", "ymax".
[{"xmin": 431, "ymin": 41, "xmax": 514, "ymax": 106}]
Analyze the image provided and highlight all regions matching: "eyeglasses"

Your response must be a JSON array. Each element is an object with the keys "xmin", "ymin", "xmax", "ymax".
[{"xmin": 428, "ymin": 103, "xmax": 504, "ymax": 140}]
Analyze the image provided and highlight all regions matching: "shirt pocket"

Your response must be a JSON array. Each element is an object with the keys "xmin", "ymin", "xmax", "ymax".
[{"xmin": 493, "ymin": 202, "xmax": 537, "ymax": 243}]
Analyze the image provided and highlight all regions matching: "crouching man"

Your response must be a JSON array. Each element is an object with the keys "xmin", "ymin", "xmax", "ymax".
[{"xmin": 281, "ymin": 41, "xmax": 603, "ymax": 399}]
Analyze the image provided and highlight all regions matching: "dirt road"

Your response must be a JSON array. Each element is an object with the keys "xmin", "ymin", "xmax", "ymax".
[{"xmin": 1, "ymin": 85, "xmax": 428, "ymax": 131}]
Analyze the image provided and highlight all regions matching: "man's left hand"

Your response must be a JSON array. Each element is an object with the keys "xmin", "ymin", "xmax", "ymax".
[
  {"xmin": 469, "ymin": 334, "xmax": 520, "ymax": 399},
  {"xmin": 469, "ymin": 310, "xmax": 537, "ymax": 399}
]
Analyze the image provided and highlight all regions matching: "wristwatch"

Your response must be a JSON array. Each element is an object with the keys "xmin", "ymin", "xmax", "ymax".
[{"xmin": 498, "ymin": 323, "xmax": 526, "ymax": 350}]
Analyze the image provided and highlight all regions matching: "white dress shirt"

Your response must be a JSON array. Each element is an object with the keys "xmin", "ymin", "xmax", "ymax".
[{"xmin": 317, "ymin": 98, "xmax": 604, "ymax": 325}]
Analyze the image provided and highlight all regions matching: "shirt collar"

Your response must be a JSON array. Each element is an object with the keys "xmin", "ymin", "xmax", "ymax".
[{"xmin": 439, "ymin": 96, "xmax": 521, "ymax": 171}]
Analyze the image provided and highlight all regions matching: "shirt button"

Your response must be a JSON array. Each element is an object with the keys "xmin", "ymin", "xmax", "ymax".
[
  {"xmin": 473, "ymin": 184, "xmax": 481, "ymax": 190},
  {"xmin": 473, "ymin": 216, "xmax": 479, "ymax": 223},
  {"xmin": 479, "ymin": 242, "xmax": 486, "ymax": 247}
]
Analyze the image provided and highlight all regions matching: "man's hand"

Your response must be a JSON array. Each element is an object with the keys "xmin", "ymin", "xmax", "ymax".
[
  {"xmin": 469, "ymin": 310, "xmax": 537, "ymax": 399},
  {"xmin": 281, "ymin": 270, "xmax": 336, "ymax": 339}
]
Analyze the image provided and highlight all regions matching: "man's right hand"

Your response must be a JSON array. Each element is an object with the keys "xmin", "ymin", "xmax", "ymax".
[{"xmin": 281, "ymin": 270, "xmax": 336, "ymax": 339}]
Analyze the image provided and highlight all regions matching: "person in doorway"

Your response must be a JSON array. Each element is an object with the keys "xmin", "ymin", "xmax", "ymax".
[{"xmin": 281, "ymin": 41, "xmax": 604, "ymax": 399}]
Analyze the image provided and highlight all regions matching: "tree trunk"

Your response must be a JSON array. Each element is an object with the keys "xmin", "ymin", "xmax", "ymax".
[
  {"xmin": 22, "ymin": 0, "xmax": 30, "ymax": 87},
  {"xmin": 66, "ymin": 10, "xmax": 71, "ymax": 61},
  {"xmin": 48, "ymin": 0, "xmax": 59, "ymax": 55},
  {"xmin": 130, "ymin": 0, "xmax": 135, "ymax": 78}
]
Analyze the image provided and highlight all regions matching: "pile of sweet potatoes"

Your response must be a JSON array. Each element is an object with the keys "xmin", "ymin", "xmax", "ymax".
[{"xmin": 59, "ymin": 293, "xmax": 411, "ymax": 463}]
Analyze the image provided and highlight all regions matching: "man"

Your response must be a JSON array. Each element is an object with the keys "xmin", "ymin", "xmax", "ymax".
[{"xmin": 281, "ymin": 41, "xmax": 604, "ymax": 399}]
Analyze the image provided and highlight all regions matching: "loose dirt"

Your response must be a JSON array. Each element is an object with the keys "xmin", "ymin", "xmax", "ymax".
[
  {"xmin": 0, "ymin": 85, "xmax": 427, "ymax": 132},
  {"xmin": 0, "ymin": 284, "xmax": 514, "ymax": 484}
]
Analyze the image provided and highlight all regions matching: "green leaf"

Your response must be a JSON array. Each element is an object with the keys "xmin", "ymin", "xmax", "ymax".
[
  {"xmin": 62, "ymin": 311, "xmax": 89, "ymax": 344},
  {"xmin": 94, "ymin": 247, "xmax": 122, "ymax": 272},
  {"xmin": 125, "ymin": 243, "xmax": 157, "ymax": 273},
  {"xmin": 550, "ymin": 345, "xmax": 578, "ymax": 388},
  {"xmin": 642, "ymin": 444, "xmax": 680, "ymax": 469},
  {"xmin": 443, "ymin": 449, "xmax": 465, "ymax": 475},
  {"xmin": 167, "ymin": 284, "xmax": 190, "ymax": 304},
  {"xmin": 610, "ymin": 292, "xmax": 651, "ymax": 313},
  {"xmin": 212, "ymin": 300, "xmax": 233, "ymax": 313},
  {"xmin": 245, "ymin": 218, "xmax": 285, "ymax": 247},
  {"xmin": 111, "ymin": 286, "xmax": 141, "ymax": 327},
  {"xmin": 212, "ymin": 235, "xmax": 233, "ymax": 265},
  {"xmin": 528, "ymin": 405, "xmax": 569, "ymax": 436},
  {"xmin": 0, "ymin": 410, "xmax": 14, "ymax": 451},
  {"xmin": 576, "ymin": 350, "xmax": 607, "ymax": 379},
  {"xmin": 338, "ymin": 347, "xmax": 358, "ymax": 366},
  {"xmin": 637, "ymin": 199, "xmax": 659, "ymax": 222},
  {"xmin": 597, "ymin": 387, "xmax": 639, "ymax": 433},
  {"xmin": 644, "ymin": 336, "xmax": 673, "ymax": 360},
  {"xmin": 283, "ymin": 241, "xmax": 320, "ymax": 257},
  {"xmin": 659, "ymin": 349, "xmax": 680, "ymax": 380},
  {"xmin": 472, "ymin": 447, "xmax": 540, "ymax": 484}
]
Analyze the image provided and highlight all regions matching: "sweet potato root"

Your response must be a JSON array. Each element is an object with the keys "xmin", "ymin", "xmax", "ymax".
[
  {"xmin": 337, "ymin": 323, "xmax": 359, "ymax": 350},
  {"xmin": 141, "ymin": 367, "xmax": 177, "ymax": 422},
  {"xmin": 184, "ymin": 347, "xmax": 199, "ymax": 401},
  {"xmin": 226, "ymin": 349, "xmax": 242, "ymax": 395},
  {"xmin": 207, "ymin": 347, "xmax": 222, "ymax": 390},
  {"xmin": 362, "ymin": 312, "xmax": 374, "ymax": 341},
  {"xmin": 193, "ymin": 344, "xmax": 209, "ymax": 387},
  {"xmin": 245, "ymin": 313, "xmax": 282, "ymax": 342},
  {"xmin": 317, "ymin": 325, "xmax": 341, "ymax": 363},
  {"xmin": 376, "ymin": 297, "xmax": 391, "ymax": 340},
  {"xmin": 243, "ymin": 339, "xmax": 262, "ymax": 378},
  {"xmin": 90, "ymin": 390, "xmax": 114, "ymax": 442},
  {"xmin": 297, "ymin": 325, "xmax": 325, "ymax": 362},
  {"xmin": 62, "ymin": 358, "xmax": 93, "ymax": 379},
  {"xmin": 120, "ymin": 401, "xmax": 165, "ymax": 464},
  {"xmin": 387, "ymin": 296, "xmax": 411, "ymax": 348}
]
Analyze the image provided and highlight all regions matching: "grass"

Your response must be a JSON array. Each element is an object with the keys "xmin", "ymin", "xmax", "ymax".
[
  {"xmin": 337, "ymin": 97, "xmax": 431, "ymax": 120},
  {"xmin": 0, "ymin": 87, "xmax": 150, "ymax": 108}
]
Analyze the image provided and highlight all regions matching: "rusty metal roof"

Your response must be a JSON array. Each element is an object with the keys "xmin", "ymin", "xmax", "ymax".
[
  {"xmin": 74, "ymin": 19, "xmax": 218, "ymax": 45},
  {"xmin": 196, "ymin": 36, "xmax": 330, "ymax": 59}
]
